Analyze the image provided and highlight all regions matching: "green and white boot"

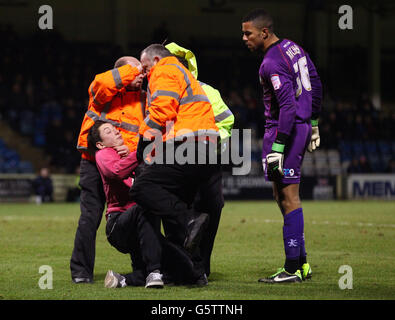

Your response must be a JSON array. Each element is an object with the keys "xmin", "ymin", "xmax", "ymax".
[{"xmin": 258, "ymin": 268, "xmax": 302, "ymax": 283}]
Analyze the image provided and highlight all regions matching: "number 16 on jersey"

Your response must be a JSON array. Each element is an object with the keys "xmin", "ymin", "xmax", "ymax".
[{"xmin": 293, "ymin": 56, "xmax": 311, "ymax": 97}]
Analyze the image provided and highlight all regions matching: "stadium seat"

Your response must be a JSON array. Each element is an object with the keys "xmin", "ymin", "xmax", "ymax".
[
  {"xmin": 3, "ymin": 149, "xmax": 20, "ymax": 163},
  {"xmin": 351, "ymin": 141, "xmax": 365, "ymax": 157},
  {"xmin": 33, "ymin": 132, "xmax": 47, "ymax": 147},
  {"xmin": 0, "ymin": 138, "xmax": 33, "ymax": 174},
  {"xmin": 338, "ymin": 140, "xmax": 352, "ymax": 162},
  {"xmin": 18, "ymin": 160, "xmax": 34, "ymax": 173},
  {"xmin": 364, "ymin": 141, "xmax": 377, "ymax": 154},
  {"xmin": 0, "ymin": 138, "xmax": 6, "ymax": 149},
  {"xmin": 2, "ymin": 160, "xmax": 19, "ymax": 173},
  {"xmin": 378, "ymin": 140, "xmax": 391, "ymax": 156},
  {"xmin": 313, "ymin": 150, "xmax": 329, "ymax": 176},
  {"xmin": 367, "ymin": 154, "xmax": 382, "ymax": 173},
  {"xmin": 327, "ymin": 149, "xmax": 341, "ymax": 176},
  {"xmin": 19, "ymin": 110, "xmax": 35, "ymax": 135},
  {"xmin": 302, "ymin": 152, "xmax": 315, "ymax": 176},
  {"xmin": 377, "ymin": 141, "xmax": 393, "ymax": 169}
]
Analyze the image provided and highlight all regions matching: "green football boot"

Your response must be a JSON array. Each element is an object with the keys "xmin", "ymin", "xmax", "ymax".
[
  {"xmin": 258, "ymin": 268, "xmax": 302, "ymax": 283},
  {"xmin": 301, "ymin": 263, "xmax": 312, "ymax": 280}
]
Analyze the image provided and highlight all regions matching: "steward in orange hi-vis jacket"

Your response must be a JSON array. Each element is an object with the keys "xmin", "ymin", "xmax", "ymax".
[
  {"xmin": 138, "ymin": 53, "xmax": 218, "ymax": 144},
  {"xmin": 77, "ymin": 63, "xmax": 145, "ymax": 161},
  {"xmin": 130, "ymin": 45, "xmax": 219, "ymax": 285},
  {"xmin": 70, "ymin": 57, "xmax": 145, "ymax": 284}
]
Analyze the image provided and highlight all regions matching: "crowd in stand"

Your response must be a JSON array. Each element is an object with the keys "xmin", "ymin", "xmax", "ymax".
[{"xmin": 1, "ymin": 25, "xmax": 394, "ymax": 175}]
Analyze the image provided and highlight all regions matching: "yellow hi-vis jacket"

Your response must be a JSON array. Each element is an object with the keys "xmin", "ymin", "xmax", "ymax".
[{"xmin": 165, "ymin": 42, "xmax": 234, "ymax": 142}]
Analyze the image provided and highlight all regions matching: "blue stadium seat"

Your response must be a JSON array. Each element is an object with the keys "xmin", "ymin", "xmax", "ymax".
[
  {"xmin": 378, "ymin": 140, "xmax": 391, "ymax": 156},
  {"xmin": 18, "ymin": 160, "xmax": 34, "ymax": 173},
  {"xmin": 3, "ymin": 149, "xmax": 20, "ymax": 163},
  {"xmin": 33, "ymin": 132, "xmax": 46, "ymax": 147},
  {"xmin": 19, "ymin": 110, "xmax": 35, "ymax": 135},
  {"xmin": 338, "ymin": 140, "xmax": 352, "ymax": 162},
  {"xmin": 351, "ymin": 141, "xmax": 365, "ymax": 157},
  {"xmin": 0, "ymin": 139, "xmax": 32, "ymax": 173},
  {"xmin": 367, "ymin": 154, "xmax": 382, "ymax": 173},
  {"xmin": 364, "ymin": 141, "xmax": 377, "ymax": 155},
  {"xmin": 2, "ymin": 160, "xmax": 19, "ymax": 173}
]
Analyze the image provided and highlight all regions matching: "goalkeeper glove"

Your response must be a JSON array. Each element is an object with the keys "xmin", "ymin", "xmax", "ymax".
[
  {"xmin": 307, "ymin": 119, "xmax": 320, "ymax": 153},
  {"xmin": 266, "ymin": 133, "xmax": 287, "ymax": 180}
]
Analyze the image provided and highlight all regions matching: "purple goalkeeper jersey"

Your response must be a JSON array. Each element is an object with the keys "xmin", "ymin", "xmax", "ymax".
[{"xmin": 259, "ymin": 39, "xmax": 322, "ymax": 136}]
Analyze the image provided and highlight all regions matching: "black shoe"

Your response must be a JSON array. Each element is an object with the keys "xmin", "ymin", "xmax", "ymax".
[
  {"xmin": 184, "ymin": 213, "xmax": 209, "ymax": 253},
  {"xmin": 72, "ymin": 277, "xmax": 93, "ymax": 284},
  {"xmin": 162, "ymin": 273, "xmax": 175, "ymax": 286},
  {"xmin": 195, "ymin": 273, "xmax": 208, "ymax": 286}
]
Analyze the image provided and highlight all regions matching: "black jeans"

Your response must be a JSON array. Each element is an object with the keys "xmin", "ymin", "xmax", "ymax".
[
  {"xmin": 105, "ymin": 206, "xmax": 162, "ymax": 275},
  {"xmin": 70, "ymin": 158, "xmax": 106, "ymax": 280},
  {"xmin": 130, "ymin": 141, "xmax": 217, "ymax": 278},
  {"xmin": 107, "ymin": 206, "xmax": 202, "ymax": 286},
  {"xmin": 130, "ymin": 141, "xmax": 217, "ymax": 246}
]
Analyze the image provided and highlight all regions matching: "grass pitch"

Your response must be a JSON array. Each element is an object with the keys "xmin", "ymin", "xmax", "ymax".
[{"xmin": 0, "ymin": 200, "xmax": 394, "ymax": 300}]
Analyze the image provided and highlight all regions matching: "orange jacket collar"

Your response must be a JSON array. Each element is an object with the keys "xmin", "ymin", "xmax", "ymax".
[{"xmin": 148, "ymin": 56, "xmax": 180, "ymax": 80}]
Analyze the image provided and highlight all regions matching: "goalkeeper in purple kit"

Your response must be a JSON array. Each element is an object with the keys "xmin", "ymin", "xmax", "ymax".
[{"xmin": 242, "ymin": 9, "xmax": 322, "ymax": 283}]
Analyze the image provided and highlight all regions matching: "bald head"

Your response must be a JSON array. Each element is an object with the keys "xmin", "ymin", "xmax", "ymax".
[{"xmin": 114, "ymin": 56, "xmax": 141, "ymax": 69}]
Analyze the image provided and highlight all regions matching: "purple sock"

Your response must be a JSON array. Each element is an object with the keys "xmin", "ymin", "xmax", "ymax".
[{"xmin": 283, "ymin": 208, "xmax": 304, "ymax": 261}]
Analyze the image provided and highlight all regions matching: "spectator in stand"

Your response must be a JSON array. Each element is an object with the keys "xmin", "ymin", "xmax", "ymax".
[
  {"xmin": 225, "ymin": 89, "xmax": 248, "ymax": 128},
  {"xmin": 347, "ymin": 155, "xmax": 372, "ymax": 174},
  {"xmin": 347, "ymin": 158, "xmax": 361, "ymax": 174},
  {"xmin": 358, "ymin": 155, "xmax": 372, "ymax": 173},
  {"xmin": 32, "ymin": 167, "xmax": 53, "ymax": 203},
  {"xmin": 385, "ymin": 158, "xmax": 395, "ymax": 173}
]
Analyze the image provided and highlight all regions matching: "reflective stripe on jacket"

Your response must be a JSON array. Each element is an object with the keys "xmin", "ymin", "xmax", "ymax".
[
  {"xmin": 199, "ymin": 81, "xmax": 234, "ymax": 142},
  {"xmin": 139, "ymin": 56, "xmax": 218, "ymax": 142},
  {"xmin": 77, "ymin": 64, "xmax": 145, "ymax": 161}
]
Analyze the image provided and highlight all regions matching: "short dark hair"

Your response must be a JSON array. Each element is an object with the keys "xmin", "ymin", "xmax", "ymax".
[
  {"xmin": 87, "ymin": 120, "xmax": 107, "ymax": 152},
  {"xmin": 141, "ymin": 44, "xmax": 173, "ymax": 60},
  {"xmin": 242, "ymin": 8, "xmax": 274, "ymax": 33}
]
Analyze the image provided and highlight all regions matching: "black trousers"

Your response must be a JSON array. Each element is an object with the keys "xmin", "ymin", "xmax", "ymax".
[
  {"xmin": 130, "ymin": 141, "xmax": 217, "ymax": 276},
  {"xmin": 193, "ymin": 165, "xmax": 224, "ymax": 276},
  {"xmin": 107, "ymin": 206, "xmax": 202, "ymax": 286},
  {"xmin": 130, "ymin": 141, "xmax": 217, "ymax": 245},
  {"xmin": 106, "ymin": 206, "xmax": 162, "ymax": 275},
  {"xmin": 70, "ymin": 158, "xmax": 106, "ymax": 280}
]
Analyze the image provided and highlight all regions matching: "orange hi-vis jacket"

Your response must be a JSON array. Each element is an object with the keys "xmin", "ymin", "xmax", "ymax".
[
  {"xmin": 139, "ymin": 56, "xmax": 219, "ymax": 142},
  {"xmin": 77, "ymin": 64, "xmax": 145, "ymax": 161}
]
